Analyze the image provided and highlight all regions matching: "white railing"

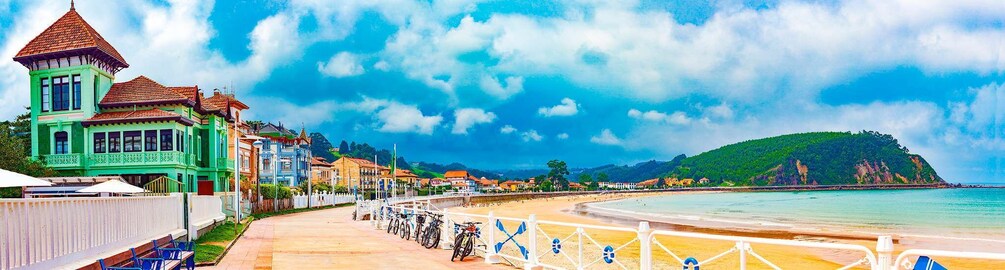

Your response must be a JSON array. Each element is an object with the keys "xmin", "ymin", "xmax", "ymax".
[
  {"xmin": 292, "ymin": 192, "xmax": 355, "ymax": 209},
  {"xmin": 189, "ymin": 195, "xmax": 226, "ymax": 231},
  {"xmin": 0, "ymin": 195, "xmax": 185, "ymax": 270},
  {"xmin": 380, "ymin": 204, "xmax": 1005, "ymax": 270}
]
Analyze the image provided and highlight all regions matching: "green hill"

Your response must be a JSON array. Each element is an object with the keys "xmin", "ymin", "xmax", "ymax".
[{"xmin": 669, "ymin": 131, "xmax": 944, "ymax": 186}]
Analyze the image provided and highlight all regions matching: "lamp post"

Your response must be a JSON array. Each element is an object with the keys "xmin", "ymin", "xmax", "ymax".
[{"xmin": 252, "ymin": 140, "xmax": 263, "ymax": 212}]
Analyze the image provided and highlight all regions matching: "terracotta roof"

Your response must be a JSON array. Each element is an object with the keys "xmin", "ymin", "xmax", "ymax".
[
  {"xmin": 81, "ymin": 108, "xmax": 194, "ymax": 127},
  {"xmin": 395, "ymin": 169, "xmax": 418, "ymax": 178},
  {"xmin": 444, "ymin": 170, "xmax": 469, "ymax": 179},
  {"xmin": 100, "ymin": 76, "xmax": 192, "ymax": 107},
  {"xmin": 340, "ymin": 157, "xmax": 389, "ymax": 170},
  {"xmin": 13, "ymin": 7, "xmax": 128, "ymax": 68},
  {"xmin": 311, "ymin": 157, "xmax": 331, "ymax": 167},
  {"xmin": 204, "ymin": 92, "xmax": 249, "ymax": 110}
]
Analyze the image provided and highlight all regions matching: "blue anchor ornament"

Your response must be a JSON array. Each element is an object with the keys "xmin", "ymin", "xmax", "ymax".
[
  {"xmin": 602, "ymin": 245, "xmax": 615, "ymax": 264},
  {"xmin": 683, "ymin": 257, "xmax": 700, "ymax": 270},
  {"xmin": 551, "ymin": 238, "xmax": 562, "ymax": 254},
  {"xmin": 493, "ymin": 220, "xmax": 529, "ymax": 259}
]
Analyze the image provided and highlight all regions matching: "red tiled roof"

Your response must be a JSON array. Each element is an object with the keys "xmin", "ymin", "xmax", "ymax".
[
  {"xmin": 100, "ymin": 76, "xmax": 191, "ymax": 107},
  {"xmin": 341, "ymin": 157, "xmax": 389, "ymax": 170},
  {"xmin": 204, "ymin": 92, "xmax": 249, "ymax": 110},
  {"xmin": 13, "ymin": 7, "xmax": 127, "ymax": 68},
  {"xmin": 81, "ymin": 108, "xmax": 194, "ymax": 127},
  {"xmin": 395, "ymin": 169, "xmax": 418, "ymax": 178},
  {"xmin": 444, "ymin": 170, "xmax": 469, "ymax": 179}
]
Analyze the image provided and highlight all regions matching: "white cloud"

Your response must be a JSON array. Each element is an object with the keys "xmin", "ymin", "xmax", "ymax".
[
  {"xmin": 375, "ymin": 103, "xmax": 442, "ymax": 135},
  {"xmin": 500, "ymin": 125, "xmax": 517, "ymax": 134},
  {"xmin": 590, "ymin": 129, "xmax": 622, "ymax": 146},
  {"xmin": 556, "ymin": 133, "xmax": 569, "ymax": 139},
  {"xmin": 374, "ymin": 60, "xmax": 390, "ymax": 71},
  {"xmin": 704, "ymin": 103, "xmax": 734, "ymax": 120},
  {"xmin": 538, "ymin": 98, "xmax": 579, "ymax": 117},
  {"xmin": 452, "ymin": 108, "xmax": 497, "ymax": 134},
  {"xmin": 628, "ymin": 109, "xmax": 691, "ymax": 125},
  {"xmin": 480, "ymin": 75, "xmax": 524, "ymax": 100},
  {"xmin": 373, "ymin": 1, "xmax": 1005, "ymax": 105},
  {"xmin": 520, "ymin": 130, "xmax": 543, "ymax": 142},
  {"xmin": 318, "ymin": 52, "xmax": 365, "ymax": 78}
]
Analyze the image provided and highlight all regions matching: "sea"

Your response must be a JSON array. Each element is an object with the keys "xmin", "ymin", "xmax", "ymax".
[{"xmin": 589, "ymin": 188, "xmax": 1005, "ymax": 241}]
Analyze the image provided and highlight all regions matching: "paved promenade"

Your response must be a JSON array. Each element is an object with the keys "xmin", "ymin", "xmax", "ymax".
[{"xmin": 204, "ymin": 206, "xmax": 506, "ymax": 270}]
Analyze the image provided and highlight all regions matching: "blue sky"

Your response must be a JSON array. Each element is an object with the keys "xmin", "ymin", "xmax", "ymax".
[{"xmin": 1, "ymin": 0, "xmax": 1003, "ymax": 183}]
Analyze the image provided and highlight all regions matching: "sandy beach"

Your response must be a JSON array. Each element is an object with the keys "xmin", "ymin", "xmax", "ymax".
[{"xmin": 452, "ymin": 192, "xmax": 1004, "ymax": 269}]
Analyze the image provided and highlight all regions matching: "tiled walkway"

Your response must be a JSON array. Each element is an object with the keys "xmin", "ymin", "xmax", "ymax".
[{"xmin": 203, "ymin": 206, "xmax": 507, "ymax": 270}]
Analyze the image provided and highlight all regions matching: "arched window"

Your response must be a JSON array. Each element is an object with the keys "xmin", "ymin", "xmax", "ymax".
[{"xmin": 54, "ymin": 131, "xmax": 68, "ymax": 154}]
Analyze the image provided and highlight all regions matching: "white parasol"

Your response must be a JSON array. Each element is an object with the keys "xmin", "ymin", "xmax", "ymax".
[
  {"xmin": 0, "ymin": 168, "xmax": 53, "ymax": 188},
  {"xmin": 77, "ymin": 179, "xmax": 146, "ymax": 194}
]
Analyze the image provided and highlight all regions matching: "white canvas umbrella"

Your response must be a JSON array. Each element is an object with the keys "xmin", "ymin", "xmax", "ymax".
[
  {"xmin": 0, "ymin": 168, "xmax": 53, "ymax": 188},
  {"xmin": 77, "ymin": 179, "xmax": 146, "ymax": 194}
]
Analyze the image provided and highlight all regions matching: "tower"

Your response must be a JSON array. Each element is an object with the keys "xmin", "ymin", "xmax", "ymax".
[{"xmin": 12, "ymin": 3, "xmax": 128, "ymax": 163}]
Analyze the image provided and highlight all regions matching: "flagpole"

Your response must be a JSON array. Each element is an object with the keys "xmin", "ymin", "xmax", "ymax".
[{"xmin": 392, "ymin": 144, "xmax": 397, "ymax": 199}]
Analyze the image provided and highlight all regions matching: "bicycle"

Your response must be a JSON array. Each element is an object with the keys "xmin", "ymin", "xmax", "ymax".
[
  {"xmin": 421, "ymin": 213, "xmax": 443, "ymax": 249},
  {"xmin": 386, "ymin": 209, "xmax": 399, "ymax": 234},
  {"xmin": 451, "ymin": 221, "xmax": 481, "ymax": 262},
  {"xmin": 399, "ymin": 211, "xmax": 413, "ymax": 240},
  {"xmin": 414, "ymin": 213, "xmax": 426, "ymax": 244}
]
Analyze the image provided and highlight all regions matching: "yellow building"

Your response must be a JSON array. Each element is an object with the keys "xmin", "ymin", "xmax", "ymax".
[{"xmin": 331, "ymin": 156, "xmax": 389, "ymax": 190}]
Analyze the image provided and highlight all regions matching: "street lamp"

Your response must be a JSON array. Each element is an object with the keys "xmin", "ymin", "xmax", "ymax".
[{"xmin": 252, "ymin": 140, "xmax": 263, "ymax": 209}]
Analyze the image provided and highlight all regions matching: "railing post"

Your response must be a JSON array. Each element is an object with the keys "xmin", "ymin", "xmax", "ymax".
[
  {"xmin": 737, "ymin": 240, "xmax": 747, "ymax": 270},
  {"xmin": 638, "ymin": 221, "xmax": 652, "ymax": 270},
  {"xmin": 577, "ymin": 227, "xmax": 584, "ymax": 270},
  {"xmin": 526, "ymin": 214, "xmax": 540, "ymax": 270},
  {"xmin": 442, "ymin": 208, "xmax": 452, "ymax": 250},
  {"xmin": 876, "ymin": 236, "xmax": 893, "ymax": 270},
  {"xmin": 485, "ymin": 211, "xmax": 502, "ymax": 264}
]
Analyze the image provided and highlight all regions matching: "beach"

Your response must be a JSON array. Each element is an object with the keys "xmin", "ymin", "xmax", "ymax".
[{"xmin": 452, "ymin": 192, "xmax": 1005, "ymax": 269}]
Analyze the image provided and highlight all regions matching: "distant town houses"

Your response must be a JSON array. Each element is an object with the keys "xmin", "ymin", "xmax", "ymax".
[{"xmin": 445, "ymin": 170, "xmax": 479, "ymax": 193}]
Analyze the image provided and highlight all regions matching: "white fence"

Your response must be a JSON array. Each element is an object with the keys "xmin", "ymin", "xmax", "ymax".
[
  {"xmin": 292, "ymin": 192, "xmax": 355, "ymax": 209},
  {"xmin": 0, "ymin": 195, "xmax": 185, "ymax": 270},
  {"xmin": 0, "ymin": 194, "xmax": 232, "ymax": 269},
  {"xmin": 189, "ymin": 195, "xmax": 226, "ymax": 232},
  {"xmin": 381, "ymin": 203, "xmax": 1005, "ymax": 270}
]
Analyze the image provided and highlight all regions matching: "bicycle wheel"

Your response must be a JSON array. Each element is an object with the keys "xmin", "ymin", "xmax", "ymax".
[
  {"xmin": 401, "ymin": 221, "xmax": 411, "ymax": 240},
  {"xmin": 414, "ymin": 223, "xmax": 423, "ymax": 243},
  {"xmin": 451, "ymin": 234, "xmax": 466, "ymax": 261},
  {"xmin": 386, "ymin": 217, "xmax": 394, "ymax": 234},
  {"xmin": 459, "ymin": 235, "xmax": 474, "ymax": 261},
  {"xmin": 424, "ymin": 226, "xmax": 440, "ymax": 249}
]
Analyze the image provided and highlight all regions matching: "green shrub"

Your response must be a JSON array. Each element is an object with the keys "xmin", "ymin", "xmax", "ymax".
[
  {"xmin": 0, "ymin": 187, "xmax": 22, "ymax": 198},
  {"xmin": 259, "ymin": 184, "xmax": 292, "ymax": 199}
]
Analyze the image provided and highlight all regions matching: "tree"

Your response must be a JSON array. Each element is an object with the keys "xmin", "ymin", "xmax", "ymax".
[
  {"xmin": 338, "ymin": 140, "xmax": 349, "ymax": 154},
  {"xmin": 0, "ymin": 122, "xmax": 55, "ymax": 179},
  {"xmin": 588, "ymin": 180, "xmax": 599, "ymax": 191},
  {"xmin": 578, "ymin": 174, "xmax": 594, "ymax": 191},
  {"xmin": 540, "ymin": 179, "xmax": 553, "ymax": 192},
  {"xmin": 655, "ymin": 177, "xmax": 666, "ymax": 189},
  {"xmin": 547, "ymin": 160, "xmax": 570, "ymax": 190},
  {"xmin": 596, "ymin": 172, "xmax": 609, "ymax": 183},
  {"xmin": 308, "ymin": 132, "xmax": 336, "ymax": 161}
]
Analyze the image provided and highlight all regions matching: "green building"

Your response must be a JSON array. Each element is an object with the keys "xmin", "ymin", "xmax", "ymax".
[{"xmin": 11, "ymin": 4, "xmax": 234, "ymax": 192}]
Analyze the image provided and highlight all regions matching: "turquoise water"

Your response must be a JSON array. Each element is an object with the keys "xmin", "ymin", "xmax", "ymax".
[{"xmin": 592, "ymin": 189, "xmax": 1005, "ymax": 239}]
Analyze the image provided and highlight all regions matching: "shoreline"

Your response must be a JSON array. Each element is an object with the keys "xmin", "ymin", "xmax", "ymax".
[{"xmin": 453, "ymin": 191, "xmax": 1005, "ymax": 269}]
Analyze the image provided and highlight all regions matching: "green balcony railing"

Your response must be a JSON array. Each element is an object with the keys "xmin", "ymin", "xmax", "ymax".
[
  {"xmin": 216, "ymin": 158, "xmax": 235, "ymax": 170},
  {"xmin": 45, "ymin": 153, "xmax": 83, "ymax": 168},
  {"xmin": 88, "ymin": 151, "xmax": 191, "ymax": 167}
]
